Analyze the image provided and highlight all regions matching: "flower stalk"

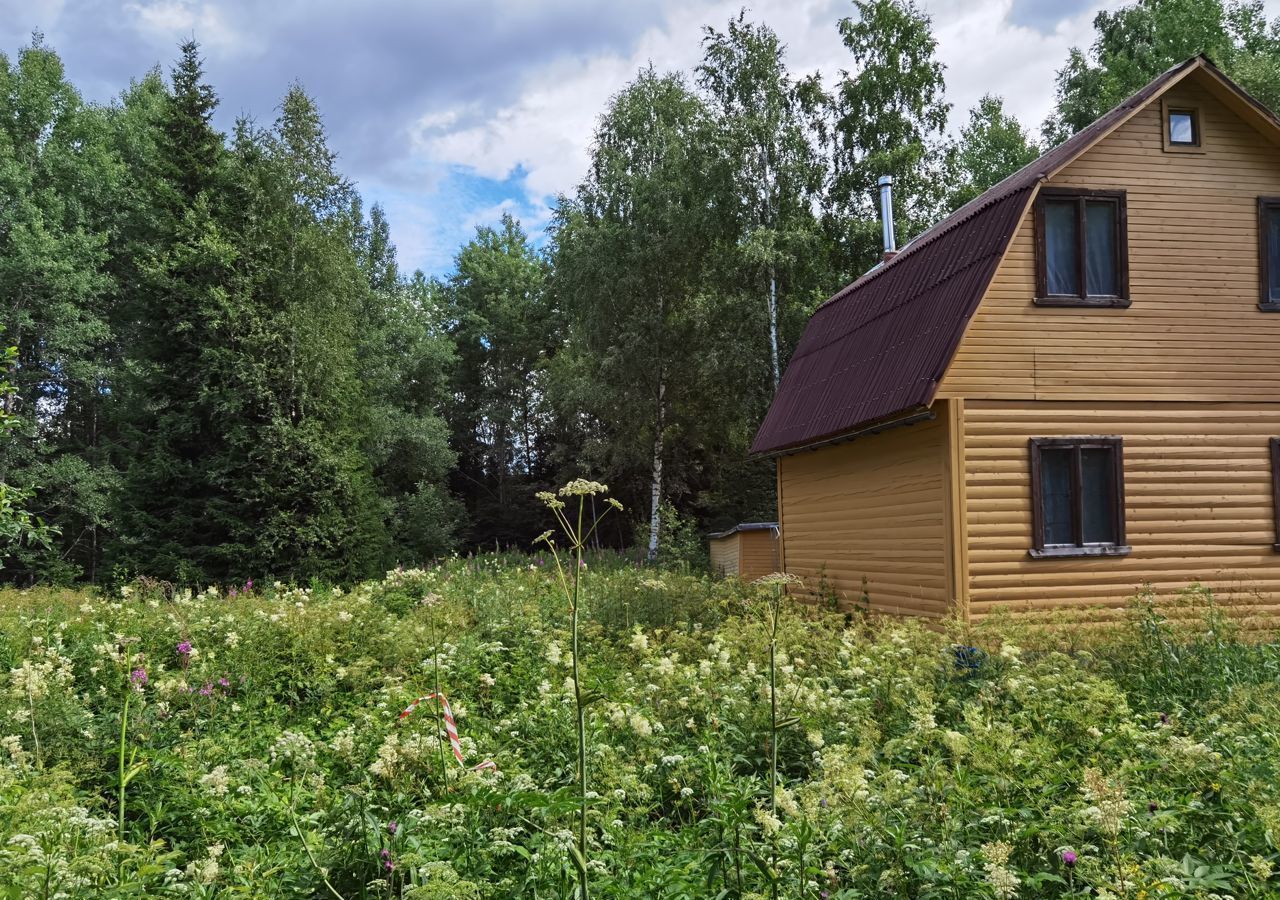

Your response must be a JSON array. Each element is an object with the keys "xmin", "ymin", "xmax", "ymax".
[{"xmin": 537, "ymin": 480, "xmax": 622, "ymax": 900}]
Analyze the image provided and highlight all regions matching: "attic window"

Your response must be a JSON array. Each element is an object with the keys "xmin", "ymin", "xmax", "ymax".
[
  {"xmin": 1168, "ymin": 109, "xmax": 1197, "ymax": 145},
  {"xmin": 1162, "ymin": 101, "xmax": 1203, "ymax": 153},
  {"xmin": 1034, "ymin": 189, "xmax": 1130, "ymax": 308},
  {"xmin": 1029, "ymin": 437, "xmax": 1129, "ymax": 559}
]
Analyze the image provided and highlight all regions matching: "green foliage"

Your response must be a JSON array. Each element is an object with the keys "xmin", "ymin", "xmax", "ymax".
[
  {"xmin": 1044, "ymin": 0, "xmax": 1280, "ymax": 143},
  {"xmin": 655, "ymin": 500, "xmax": 708, "ymax": 571},
  {"xmin": 110, "ymin": 46, "xmax": 390, "ymax": 584},
  {"xmin": 0, "ymin": 35, "xmax": 457, "ymax": 586},
  {"xmin": 0, "ymin": 38, "xmax": 116, "ymax": 583},
  {"xmin": 946, "ymin": 95, "xmax": 1041, "ymax": 212},
  {"xmin": 2, "ymin": 568, "xmax": 1280, "ymax": 895},
  {"xmin": 825, "ymin": 0, "xmax": 951, "ymax": 273},
  {"xmin": 552, "ymin": 67, "xmax": 727, "ymax": 558},
  {"xmin": 698, "ymin": 14, "xmax": 831, "ymax": 392},
  {"xmin": 443, "ymin": 215, "xmax": 558, "ymax": 547}
]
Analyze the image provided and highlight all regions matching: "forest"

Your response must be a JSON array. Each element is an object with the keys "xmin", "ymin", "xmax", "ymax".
[{"xmin": 4, "ymin": 0, "xmax": 1280, "ymax": 586}]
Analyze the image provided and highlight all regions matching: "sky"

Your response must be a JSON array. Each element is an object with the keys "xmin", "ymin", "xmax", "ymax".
[{"xmin": 0, "ymin": 0, "xmax": 1270, "ymax": 276}]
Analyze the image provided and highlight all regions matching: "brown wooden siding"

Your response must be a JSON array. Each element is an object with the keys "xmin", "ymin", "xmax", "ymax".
[
  {"xmin": 709, "ymin": 535, "xmax": 740, "ymax": 577},
  {"xmin": 937, "ymin": 79, "xmax": 1280, "ymax": 402},
  {"xmin": 738, "ymin": 530, "xmax": 780, "ymax": 581},
  {"xmin": 777, "ymin": 414, "xmax": 951, "ymax": 617},
  {"xmin": 963, "ymin": 401, "xmax": 1280, "ymax": 618},
  {"xmin": 710, "ymin": 530, "xmax": 779, "ymax": 581}
]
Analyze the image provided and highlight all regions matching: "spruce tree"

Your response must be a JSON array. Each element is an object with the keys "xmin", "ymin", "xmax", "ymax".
[
  {"xmin": 110, "ymin": 40, "xmax": 241, "ymax": 583},
  {"xmin": 443, "ymin": 214, "xmax": 557, "ymax": 547},
  {"xmin": 355, "ymin": 207, "xmax": 459, "ymax": 563}
]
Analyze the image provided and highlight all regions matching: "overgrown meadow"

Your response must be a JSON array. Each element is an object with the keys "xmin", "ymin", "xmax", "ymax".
[{"xmin": 3, "ymin": 559, "xmax": 1280, "ymax": 898}]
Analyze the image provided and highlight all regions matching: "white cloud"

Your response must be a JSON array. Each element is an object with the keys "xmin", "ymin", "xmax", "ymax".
[
  {"xmin": 122, "ymin": 0, "xmax": 255, "ymax": 56},
  {"xmin": 10, "ymin": 0, "xmax": 1280, "ymax": 272},
  {"xmin": 412, "ymin": 0, "xmax": 1113, "ymax": 219}
]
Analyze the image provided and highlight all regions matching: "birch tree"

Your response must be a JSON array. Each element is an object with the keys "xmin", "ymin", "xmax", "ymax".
[
  {"xmin": 1045, "ymin": 0, "xmax": 1280, "ymax": 143},
  {"xmin": 551, "ymin": 67, "xmax": 719, "ymax": 559},
  {"xmin": 946, "ymin": 95, "xmax": 1040, "ymax": 212},
  {"xmin": 697, "ymin": 13, "xmax": 826, "ymax": 391},
  {"xmin": 825, "ymin": 0, "xmax": 950, "ymax": 274}
]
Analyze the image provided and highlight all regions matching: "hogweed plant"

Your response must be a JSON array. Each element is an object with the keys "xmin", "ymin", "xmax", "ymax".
[
  {"xmin": 751, "ymin": 571, "xmax": 804, "ymax": 900},
  {"xmin": 535, "ymin": 479, "xmax": 622, "ymax": 900}
]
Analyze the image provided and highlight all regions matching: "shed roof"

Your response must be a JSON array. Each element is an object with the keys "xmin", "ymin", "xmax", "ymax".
[
  {"xmin": 708, "ymin": 522, "xmax": 779, "ymax": 540},
  {"xmin": 751, "ymin": 56, "xmax": 1260, "ymax": 456}
]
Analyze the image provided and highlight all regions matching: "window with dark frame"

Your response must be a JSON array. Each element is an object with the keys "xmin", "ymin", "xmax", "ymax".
[
  {"xmin": 1034, "ymin": 190, "xmax": 1129, "ymax": 307},
  {"xmin": 1168, "ymin": 108, "xmax": 1198, "ymax": 146},
  {"xmin": 1029, "ymin": 437, "xmax": 1129, "ymax": 558},
  {"xmin": 1271, "ymin": 438, "xmax": 1280, "ymax": 551},
  {"xmin": 1258, "ymin": 198, "xmax": 1280, "ymax": 310}
]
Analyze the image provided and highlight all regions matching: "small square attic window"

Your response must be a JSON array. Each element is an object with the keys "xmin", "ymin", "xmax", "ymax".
[{"xmin": 1168, "ymin": 109, "xmax": 1197, "ymax": 145}]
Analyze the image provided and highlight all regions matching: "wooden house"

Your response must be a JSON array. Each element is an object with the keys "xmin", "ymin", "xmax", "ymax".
[
  {"xmin": 752, "ymin": 56, "xmax": 1280, "ymax": 621},
  {"xmin": 708, "ymin": 523, "xmax": 780, "ymax": 581}
]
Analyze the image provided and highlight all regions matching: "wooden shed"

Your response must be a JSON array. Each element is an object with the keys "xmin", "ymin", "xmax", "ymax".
[
  {"xmin": 709, "ymin": 523, "xmax": 780, "ymax": 581},
  {"xmin": 753, "ymin": 56, "xmax": 1280, "ymax": 621}
]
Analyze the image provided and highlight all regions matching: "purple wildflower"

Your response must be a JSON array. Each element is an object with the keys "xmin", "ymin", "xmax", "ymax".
[
  {"xmin": 380, "ymin": 849, "xmax": 390, "ymax": 859},
  {"xmin": 1159, "ymin": 712, "xmax": 1170, "ymax": 725},
  {"xmin": 245, "ymin": 579, "xmax": 253, "ymax": 591},
  {"xmin": 176, "ymin": 640, "xmax": 192, "ymax": 656},
  {"xmin": 228, "ymin": 587, "xmax": 238, "ymax": 599},
  {"xmin": 1062, "ymin": 851, "xmax": 1077, "ymax": 868},
  {"xmin": 384, "ymin": 860, "xmax": 394, "ymax": 872},
  {"xmin": 387, "ymin": 821, "xmax": 398, "ymax": 835},
  {"xmin": 199, "ymin": 682, "xmax": 213, "ymax": 696},
  {"xmin": 130, "ymin": 668, "xmax": 148, "ymax": 686},
  {"xmin": 218, "ymin": 677, "xmax": 230, "ymax": 688},
  {"xmin": 1148, "ymin": 801, "xmax": 1158, "ymax": 813}
]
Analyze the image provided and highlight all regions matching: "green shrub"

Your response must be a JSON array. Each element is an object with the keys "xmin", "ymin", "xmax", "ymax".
[{"xmin": 0, "ymin": 565, "xmax": 1278, "ymax": 896}]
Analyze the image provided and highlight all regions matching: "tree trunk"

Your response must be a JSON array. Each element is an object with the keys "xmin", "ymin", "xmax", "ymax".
[
  {"xmin": 767, "ymin": 265, "xmax": 780, "ymax": 390},
  {"xmin": 647, "ymin": 378, "xmax": 665, "ymax": 561}
]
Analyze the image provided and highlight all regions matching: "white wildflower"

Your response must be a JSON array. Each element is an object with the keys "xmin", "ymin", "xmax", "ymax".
[{"xmin": 200, "ymin": 765, "xmax": 231, "ymax": 797}]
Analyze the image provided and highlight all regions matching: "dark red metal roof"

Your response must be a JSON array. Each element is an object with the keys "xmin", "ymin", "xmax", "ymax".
[{"xmin": 751, "ymin": 57, "xmax": 1206, "ymax": 456}]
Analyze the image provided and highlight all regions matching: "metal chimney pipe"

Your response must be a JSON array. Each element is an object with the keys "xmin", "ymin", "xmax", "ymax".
[{"xmin": 878, "ymin": 174, "xmax": 896, "ymax": 261}]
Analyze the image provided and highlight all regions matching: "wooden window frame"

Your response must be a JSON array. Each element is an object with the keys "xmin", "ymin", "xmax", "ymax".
[
  {"xmin": 1028, "ymin": 436, "xmax": 1130, "ymax": 559},
  {"xmin": 1258, "ymin": 197, "xmax": 1280, "ymax": 311},
  {"xmin": 1271, "ymin": 438, "xmax": 1280, "ymax": 551},
  {"xmin": 1161, "ymin": 100, "xmax": 1203, "ymax": 153},
  {"xmin": 1033, "ymin": 189, "xmax": 1130, "ymax": 308}
]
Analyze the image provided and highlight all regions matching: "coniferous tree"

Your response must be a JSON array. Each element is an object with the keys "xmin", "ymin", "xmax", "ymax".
[
  {"xmin": 213, "ymin": 88, "xmax": 390, "ymax": 581},
  {"xmin": 355, "ymin": 205, "xmax": 459, "ymax": 563},
  {"xmin": 443, "ymin": 214, "xmax": 557, "ymax": 548},
  {"xmin": 110, "ymin": 40, "xmax": 239, "ymax": 583}
]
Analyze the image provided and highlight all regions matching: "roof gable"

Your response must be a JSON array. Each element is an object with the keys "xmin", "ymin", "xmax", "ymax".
[{"xmin": 752, "ymin": 56, "xmax": 1280, "ymax": 456}]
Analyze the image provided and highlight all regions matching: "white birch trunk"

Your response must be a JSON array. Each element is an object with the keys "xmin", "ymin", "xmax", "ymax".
[
  {"xmin": 647, "ymin": 378, "xmax": 665, "ymax": 561},
  {"xmin": 768, "ymin": 265, "xmax": 780, "ymax": 389}
]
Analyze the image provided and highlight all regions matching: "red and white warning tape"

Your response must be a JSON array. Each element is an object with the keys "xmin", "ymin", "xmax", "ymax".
[{"xmin": 398, "ymin": 691, "xmax": 496, "ymax": 772}]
